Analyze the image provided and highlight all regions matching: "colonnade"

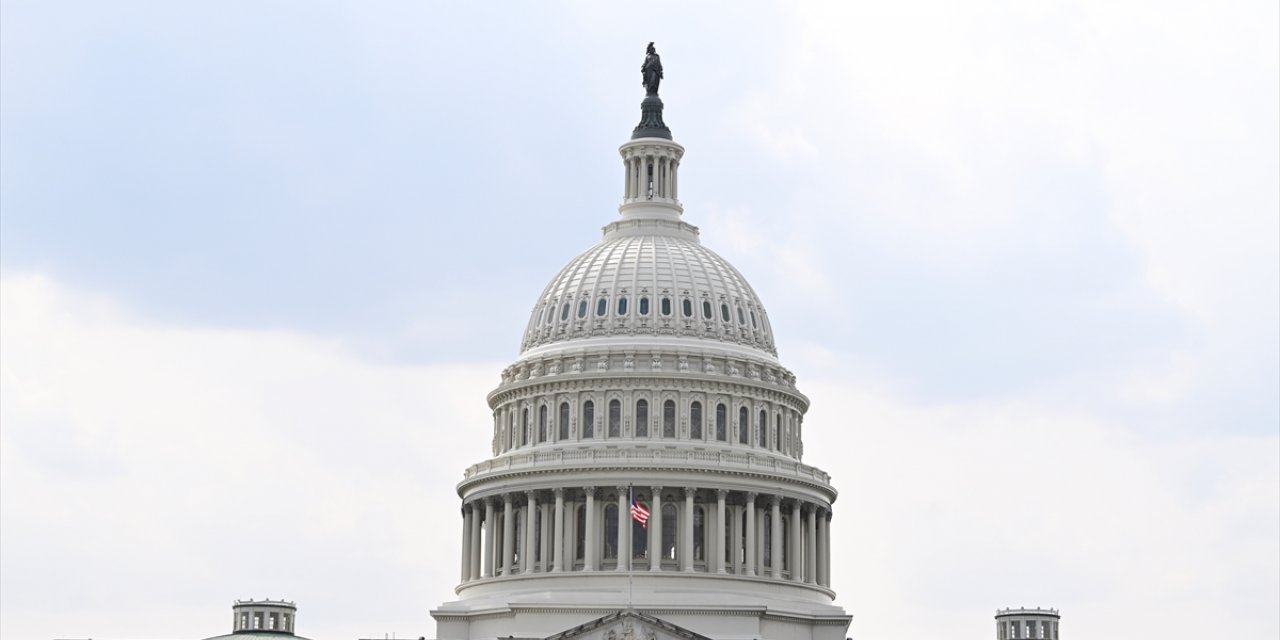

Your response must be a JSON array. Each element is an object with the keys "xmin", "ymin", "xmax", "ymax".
[
  {"xmin": 623, "ymin": 147, "xmax": 678, "ymax": 202},
  {"xmin": 458, "ymin": 486, "xmax": 832, "ymax": 589}
]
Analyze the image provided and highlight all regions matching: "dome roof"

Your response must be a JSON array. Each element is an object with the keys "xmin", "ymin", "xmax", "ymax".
[{"xmin": 521, "ymin": 220, "xmax": 776, "ymax": 357}]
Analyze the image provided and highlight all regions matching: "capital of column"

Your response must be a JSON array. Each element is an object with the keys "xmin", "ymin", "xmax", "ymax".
[
  {"xmin": 553, "ymin": 487, "xmax": 565, "ymax": 499},
  {"xmin": 650, "ymin": 485, "xmax": 663, "ymax": 494},
  {"xmin": 582, "ymin": 486, "xmax": 597, "ymax": 497},
  {"xmin": 770, "ymin": 494, "xmax": 781, "ymax": 507},
  {"xmin": 683, "ymin": 486, "xmax": 696, "ymax": 498},
  {"xmin": 745, "ymin": 491, "xmax": 758, "ymax": 503},
  {"xmin": 716, "ymin": 488, "xmax": 729, "ymax": 499}
]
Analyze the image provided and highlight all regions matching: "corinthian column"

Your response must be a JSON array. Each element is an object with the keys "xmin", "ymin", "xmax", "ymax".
[
  {"xmin": 714, "ymin": 489, "xmax": 728, "ymax": 574},
  {"xmin": 502, "ymin": 495, "xmax": 515, "ymax": 575},
  {"xmin": 770, "ymin": 496, "xmax": 782, "ymax": 579},
  {"xmin": 790, "ymin": 499, "xmax": 802, "ymax": 581},
  {"xmin": 524, "ymin": 491, "xmax": 538, "ymax": 574},
  {"xmin": 616, "ymin": 487, "xmax": 630, "ymax": 571},
  {"xmin": 682, "ymin": 487, "xmax": 695, "ymax": 572},
  {"xmin": 583, "ymin": 487, "xmax": 597, "ymax": 571},
  {"xmin": 460, "ymin": 504, "xmax": 473, "ymax": 582},
  {"xmin": 744, "ymin": 492, "xmax": 757, "ymax": 576},
  {"xmin": 649, "ymin": 487, "xmax": 663, "ymax": 571},
  {"xmin": 483, "ymin": 498, "xmax": 496, "ymax": 578},
  {"xmin": 552, "ymin": 488, "xmax": 565, "ymax": 573},
  {"xmin": 806, "ymin": 504, "xmax": 817, "ymax": 584},
  {"xmin": 470, "ymin": 500, "xmax": 482, "ymax": 580}
]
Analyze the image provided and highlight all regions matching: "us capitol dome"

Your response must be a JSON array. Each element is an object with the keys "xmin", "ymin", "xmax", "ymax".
[{"xmin": 431, "ymin": 44, "xmax": 851, "ymax": 640}]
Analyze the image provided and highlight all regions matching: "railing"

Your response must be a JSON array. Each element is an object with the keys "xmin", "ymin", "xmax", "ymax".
[{"xmin": 461, "ymin": 447, "xmax": 831, "ymax": 485}]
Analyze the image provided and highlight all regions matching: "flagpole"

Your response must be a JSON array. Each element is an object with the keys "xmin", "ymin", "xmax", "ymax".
[{"xmin": 628, "ymin": 483, "xmax": 634, "ymax": 609}]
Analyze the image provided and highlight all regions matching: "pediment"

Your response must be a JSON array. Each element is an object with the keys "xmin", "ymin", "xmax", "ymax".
[{"xmin": 544, "ymin": 609, "xmax": 712, "ymax": 640}]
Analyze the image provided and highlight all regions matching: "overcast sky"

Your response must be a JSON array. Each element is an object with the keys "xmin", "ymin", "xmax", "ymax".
[{"xmin": 2, "ymin": 1, "xmax": 1277, "ymax": 639}]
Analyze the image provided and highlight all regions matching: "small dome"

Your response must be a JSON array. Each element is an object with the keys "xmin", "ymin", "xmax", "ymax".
[{"xmin": 521, "ymin": 221, "xmax": 776, "ymax": 357}]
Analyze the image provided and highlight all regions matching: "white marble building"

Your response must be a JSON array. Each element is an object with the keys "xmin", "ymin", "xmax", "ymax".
[{"xmin": 430, "ymin": 52, "xmax": 851, "ymax": 640}]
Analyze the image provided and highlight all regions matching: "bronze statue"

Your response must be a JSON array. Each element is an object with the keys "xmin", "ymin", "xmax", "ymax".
[{"xmin": 641, "ymin": 42, "xmax": 663, "ymax": 96}]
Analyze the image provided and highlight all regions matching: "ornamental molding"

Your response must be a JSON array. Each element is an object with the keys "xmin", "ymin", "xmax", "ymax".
[{"xmin": 455, "ymin": 450, "xmax": 837, "ymax": 499}]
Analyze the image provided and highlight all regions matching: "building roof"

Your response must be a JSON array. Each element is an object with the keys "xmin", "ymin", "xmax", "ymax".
[{"xmin": 521, "ymin": 226, "xmax": 777, "ymax": 358}]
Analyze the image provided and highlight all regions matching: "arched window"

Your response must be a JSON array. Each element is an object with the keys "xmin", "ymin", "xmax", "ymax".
[
  {"xmin": 661, "ymin": 297, "xmax": 672, "ymax": 316},
  {"xmin": 577, "ymin": 300, "xmax": 588, "ymax": 319},
  {"xmin": 758, "ymin": 409, "xmax": 767, "ymax": 447},
  {"xmin": 638, "ymin": 296, "xmax": 650, "ymax": 315},
  {"xmin": 583, "ymin": 400, "xmax": 595, "ymax": 438},
  {"xmin": 750, "ymin": 310, "xmax": 758, "ymax": 328},
  {"xmin": 604, "ymin": 504, "xmax": 619, "ymax": 560},
  {"xmin": 534, "ymin": 509, "xmax": 543, "ymax": 564},
  {"xmin": 702, "ymin": 300, "xmax": 713, "ymax": 319},
  {"xmin": 559, "ymin": 402, "xmax": 570, "ymax": 440},
  {"xmin": 575, "ymin": 506, "xmax": 586, "ymax": 561},
  {"xmin": 513, "ymin": 517, "xmax": 523, "ymax": 568},
  {"xmin": 662, "ymin": 400, "xmax": 676, "ymax": 438},
  {"xmin": 682, "ymin": 298, "xmax": 693, "ymax": 317},
  {"xmin": 635, "ymin": 399, "xmax": 649, "ymax": 437},
  {"xmin": 538, "ymin": 405, "xmax": 548, "ymax": 442},
  {"xmin": 738, "ymin": 306, "xmax": 746, "ymax": 325},
  {"xmin": 521, "ymin": 408, "xmax": 529, "ymax": 447},
  {"xmin": 763, "ymin": 513, "xmax": 772, "ymax": 567},
  {"xmin": 693, "ymin": 506, "xmax": 706, "ymax": 561},
  {"xmin": 715, "ymin": 403, "xmax": 727, "ymax": 441},
  {"xmin": 775, "ymin": 414, "xmax": 782, "ymax": 450},
  {"xmin": 781, "ymin": 516, "xmax": 790, "ymax": 572},
  {"xmin": 662, "ymin": 503, "xmax": 677, "ymax": 560},
  {"xmin": 509, "ymin": 413, "xmax": 517, "ymax": 449},
  {"xmin": 608, "ymin": 399, "xmax": 621, "ymax": 438},
  {"xmin": 690, "ymin": 401, "xmax": 703, "ymax": 440},
  {"xmin": 617, "ymin": 296, "xmax": 628, "ymax": 315},
  {"xmin": 561, "ymin": 303, "xmax": 570, "ymax": 321},
  {"xmin": 721, "ymin": 303, "xmax": 731, "ymax": 322},
  {"xmin": 596, "ymin": 297, "xmax": 608, "ymax": 317},
  {"xmin": 782, "ymin": 415, "xmax": 789, "ymax": 454},
  {"xmin": 738, "ymin": 406, "xmax": 749, "ymax": 444}
]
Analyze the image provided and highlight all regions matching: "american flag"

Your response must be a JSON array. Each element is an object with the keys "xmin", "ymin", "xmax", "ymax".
[{"xmin": 630, "ymin": 495, "xmax": 651, "ymax": 528}]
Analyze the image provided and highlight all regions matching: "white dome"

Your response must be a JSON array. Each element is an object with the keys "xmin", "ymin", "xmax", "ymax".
[{"xmin": 521, "ymin": 220, "xmax": 776, "ymax": 357}]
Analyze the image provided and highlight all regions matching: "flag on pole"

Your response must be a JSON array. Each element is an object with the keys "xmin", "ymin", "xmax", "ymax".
[{"xmin": 630, "ymin": 491, "xmax": 650, "ymax": 528}]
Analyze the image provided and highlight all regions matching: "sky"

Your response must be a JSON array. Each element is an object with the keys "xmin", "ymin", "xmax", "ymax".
[{"xmin": 1, "ymin": 1, "xmax": 1277, "ymax": 639}]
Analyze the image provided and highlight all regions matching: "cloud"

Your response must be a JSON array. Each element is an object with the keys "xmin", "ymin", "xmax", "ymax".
[
  {"xmin": 0, "ymin": 273, "xmax": 499, "ymax": 639},
  {"xmin": 799, "ymin": 372, "xmax": 1279, "ymax": 639}
]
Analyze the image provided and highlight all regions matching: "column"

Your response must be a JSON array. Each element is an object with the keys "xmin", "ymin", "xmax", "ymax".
[
  {"xmin": 583, "ymin": 487, "xmax": 597, "ymax": 571},
  {"xmin": 730, "ymin": 504, "xmax": 743, "ymax": 574},
  {"xmin": 790, "ymin": 500, "xmax": 802, "ymax": 581},
  {"xmin": 616, "ymin": 487, "xmax": 630, "ymax": 571},
  {"xmin": 483, "ymin": 498, "xmax": 496, "ymax": 578},
  {"xmin": 460, "ymin": 504, "xmax": 473, "ymax": 582},
  {"xmin": 624, "ymin": 154, "xmax": 632, "ymax": 200},
  {"xmin": 821, "ymin": 510, "xmax": 832, "ymax": 587},
  {"xmin": 502, "ymin": 495, "xmax": 516, "ymax": 575},
  {"xmin": 649, "ymin": 487, "xmax": 663, "ymax": 571},
  {"xmin": 806, "ymin": 504, "xmax": 818, "ymax": 584},
  {"xmin": 714, "ymin": 490, "xmax": 728, "ymax": 574},
  {"xmin": 470, "ymin": 500, "xmax": 482, "ymax": 580},
  {"xmin": 552, "ymin": 489, "xmax": 565, "ymax": 572},
  {"xmin": 682, "ymin": 487, "xmax": 695, "ymax": 572},
  {"xmin": 524, "ymin": 491, "xmax": 538, "ymax": 574},
  {"xmin": 744, "ymin": 492, "xmax": 757, "ymax": 576},
  {"xmin": 770, "ymin": 496, "xmax": 783, "ymax": 579}
]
